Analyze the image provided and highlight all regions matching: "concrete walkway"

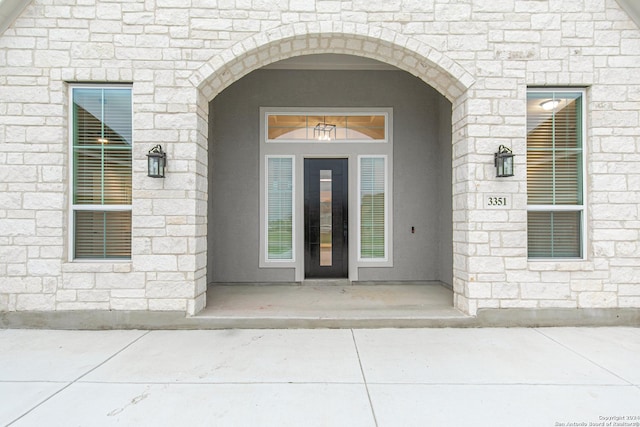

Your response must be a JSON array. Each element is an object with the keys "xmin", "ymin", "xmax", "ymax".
[{"xmin": 1, "ymin": 327, "xmax": 639, "ymax": 426}]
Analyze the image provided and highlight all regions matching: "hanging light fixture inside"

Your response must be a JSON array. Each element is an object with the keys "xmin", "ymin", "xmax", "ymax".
[{"xmin": 314, "ymin": 117, "xmax": 336, "ymax": 141}]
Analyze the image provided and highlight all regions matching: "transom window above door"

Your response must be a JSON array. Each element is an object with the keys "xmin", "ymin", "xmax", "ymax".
[{"xmin": 266, "ymin": 113, "xmax": 387, "ymax": 142}]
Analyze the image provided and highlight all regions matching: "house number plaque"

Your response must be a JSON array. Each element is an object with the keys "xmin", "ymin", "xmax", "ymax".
[{"xmin": 484, "ymin": 194, "xmax": 510, "ymax": 209}]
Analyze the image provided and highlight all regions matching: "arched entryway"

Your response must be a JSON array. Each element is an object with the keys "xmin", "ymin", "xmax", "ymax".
[{"xmin": 190, "ymin": 23, "xmax": 476, "ymax": 315}]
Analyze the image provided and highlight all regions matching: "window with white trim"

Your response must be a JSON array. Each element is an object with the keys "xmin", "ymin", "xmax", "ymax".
[
  {"xmin": 266, "ymin": 113, "xmax": 387, "ymax": 142},
  {"xmin": 265, "ymin": 156, "xmax": 294, "ymax": 261},
  {"xmin": 527, "ymin": 89, "xmax": 585, "ymax": 259},
  {"xmin": 71, "ymin": 86, "xmax": 132, "ymax": 259},
  {"xmin": 359, "ymin": 156, "xmax": 387, "ymax": 260}
]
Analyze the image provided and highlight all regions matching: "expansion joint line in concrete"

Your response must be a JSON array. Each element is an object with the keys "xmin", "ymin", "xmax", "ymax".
[
  {"xmin": 351, "ymin": 329, "xmax": 379, "ymax": 427},
  {"xmin": 6, "ymin": 331, "xmax": 152, "ymax": 426}
]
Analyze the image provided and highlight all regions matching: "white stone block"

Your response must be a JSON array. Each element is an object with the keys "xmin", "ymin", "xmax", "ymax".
[
  {"xmin": 610, "ymin": 267, "xmax": 640, "ymax": 284},
  {"xmin": 0, "ymin": 277, "xmax": 41, "ymax": 293},
  {"xmin": 466, "ymin": 282, "xmax": 492, "ymax": 298},
  {"xmin": 539, "ymin": 300, "xmax": 577, "ymax": 308},
  {"xmin": 492, "ymin": 282, "xmax": 519, "ymax": 298},
  {"xmin": 0, "ymin": 165, "xmax": 37, "ymax": 183},
  {"xmin": 62, "ymin": 273, "xmax": 96, "ymax": 289},
  {"xmin": 618, "ymin": 284, "xmax": 640, "ymax": 296},
  {"xmin": 6, "ymin": 265, "xmax": 28, "ymax": 276},
  {"xmin": 27, "ymin": 259, "xmax": 61, "ymax": 276},
  {"xmin": 56, "ymin": 290, "xmax": 77, "ymax": 302},
  {"xmin": 0, "ymin": 219, "xmax": 35, "ymax": 236},
  {"xmin": 96, "ymin": 3, "xmax": 122, "ymax": 19},
  {"xmin": 468, "ymin": 257, "xmax": 505, "ymax": 273},
  {"xmin": 152, "ymin": 237, "xmax": 188, "ymax": 254},
  {"xmin": 540, "ymin": 271, "xmax": 571, "ymax": 283},
  {"xmin": 23, "ymin": 193, "xmax": 64, "ymax": 210},
  {"xmin": 34, "ymin": 51, "xmax": 70, "ymax": 67},
  {"xmin": 71, "ymin": 42, "xmax": 115, "ymax": 59},
  {"xmin": 148, "ymin": 298, "xmax": 187, "ymax": 311},
  {"xmin": 593, "ymin": 228, "xmax": 638, "ymax": 242},
  {"xmin": 77, "ymin": 290, "xmax": 110, "ymax": 302},
  {"xmin": 435, "ymin": 3, "xmax": 471, "ymax": 21},
  {"xmin": 94, "ymin": 272, "xmax": 145, "ymax": 289},
  {"xmin": 570, "ymin": 280, "xmax": 603, "ymax": 292},
  {"xmin": 578, "ymin": 292, "xmax": 617, "ymax": 308},
  {"xmin": 146, "ymin": 281, "xmax": 194, "ymax": 298},
  {"xmin": 619, "ymin": 297, "xmax": 640, "ymax": 307},
  {"xmin": 56, "ymin": 302, "xmax": 110, "ymax": 310},
  {"xmin": 0, "ymin": 246, "xmax": 27, "ymax": 263},
  {"xmin": 178, "ymin": 255, "xmax": 196, "ymax": 271},
  {"xmin": 521, "ymin": 282, "xmax": 570, "ymax": 300},
  {"xmin": 133, "ymin": 255, "xmax": 178, "ymax": 272},
  {"xmin": 500, "ymin": 299, "xmax": 538, "ymax": 309},
  {"xmin": 110, "ymin": 298, "xmax": 149, "ymax": 310},
  {"xmin": 16, "ymin": 294, "xmax": 55, "ymax": 311}
]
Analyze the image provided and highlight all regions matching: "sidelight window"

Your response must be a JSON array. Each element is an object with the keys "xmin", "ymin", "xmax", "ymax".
[
  {"xmin": 265, "ymin": 156, "xmax": 295, "ymax": 261},
  {"xmin": 359, "ymin": 156, "xmax": 387, "ymax": 261}
]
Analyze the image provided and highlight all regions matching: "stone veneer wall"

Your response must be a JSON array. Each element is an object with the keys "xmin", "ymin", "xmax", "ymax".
[{"xmin": 0, "ymin": 0, "xmax": 638, "ymax": 316}]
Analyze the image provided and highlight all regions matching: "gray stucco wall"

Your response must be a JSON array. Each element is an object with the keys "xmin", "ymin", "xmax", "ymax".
[{"xmin": 209, "ymin": 68, "xmax": 452, "ymax": 284}]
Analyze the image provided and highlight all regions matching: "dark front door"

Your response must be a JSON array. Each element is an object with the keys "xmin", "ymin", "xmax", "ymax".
[{"xmin": 304, "ymin": 158, "xmax": 348, "ymax": 278}]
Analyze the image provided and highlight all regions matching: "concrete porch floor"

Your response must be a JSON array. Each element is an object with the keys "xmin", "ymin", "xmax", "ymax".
[{"xmin": 196, "ymin": 282, "xmax": 471, "ymax": 328}]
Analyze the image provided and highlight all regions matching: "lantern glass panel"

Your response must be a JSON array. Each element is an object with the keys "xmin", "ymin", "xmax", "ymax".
[{"xmin": 501, "ymin": 155, "xmax": 514, "ymax": 177}]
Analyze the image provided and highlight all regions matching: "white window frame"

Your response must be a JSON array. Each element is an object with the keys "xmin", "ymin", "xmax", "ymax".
[
  {"xmin": 357, "ymin": 155, "xmax": 391, "ymax": 263},
  {"xmin": 68, "ymin": 84, "xmax": 133, "ymax": 262},
  {"xmin": 261, "ymin": 155, "xmax": 296, "ymax": 265},
  {"xmin": 265, "ymin": 112, "xmax": 389, "ymax": 143},
  {"xmin": 526, "ymin": 87, "xmax": 587, "ymax": 261}
]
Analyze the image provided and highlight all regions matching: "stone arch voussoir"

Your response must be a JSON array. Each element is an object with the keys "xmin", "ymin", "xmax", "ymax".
[{"xmin": 190, "ymin": 22, "xmax": 475, "ymax": 104}]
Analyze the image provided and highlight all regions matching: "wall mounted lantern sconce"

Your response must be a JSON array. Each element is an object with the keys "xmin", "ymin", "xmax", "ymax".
[
  {"xmin": 494, "ymin": 145, "xmax": 514, "ymax": 177},
  {"xmin": 146, "ymin": 144, "xmax": 167, "ymax": 178}
]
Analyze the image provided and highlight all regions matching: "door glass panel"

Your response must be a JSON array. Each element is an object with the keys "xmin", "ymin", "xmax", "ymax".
[{"xmin": 320, "ymin": 170, "xmax": 332, "ymax": 266}]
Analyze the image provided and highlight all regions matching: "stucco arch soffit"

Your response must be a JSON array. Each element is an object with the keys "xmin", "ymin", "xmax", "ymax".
[{"xmin": 190, "ymin": 22, "xmax": 476, "ymax": 105}]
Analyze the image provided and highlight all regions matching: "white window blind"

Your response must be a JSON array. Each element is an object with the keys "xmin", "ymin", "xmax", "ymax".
[
  {"xmin": 527, "ymin": 90, "xmax": 584, "ymax": 258},
  {"xmin": 74, "ymin": 210, "xmax": 132, "ymax": 259},
  {"xmin": 266, "ymin": 157, "xmax": 294, "ymax": 260},
  {"xmin": 527, "ymin": 211, "xmax": 582, "ymax": 258},
  {"xmin": 71, "ymin": 87, "xmax": 132, "ymax": 259},
  {"xmin": 360, "ymin": 156, "xmax": 386, "ymax": 259}
]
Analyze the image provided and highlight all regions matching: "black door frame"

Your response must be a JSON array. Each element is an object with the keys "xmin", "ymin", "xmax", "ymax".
[{"xmin": 304, "ymin": 158, "xmax": 349, "ymax": 278}]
